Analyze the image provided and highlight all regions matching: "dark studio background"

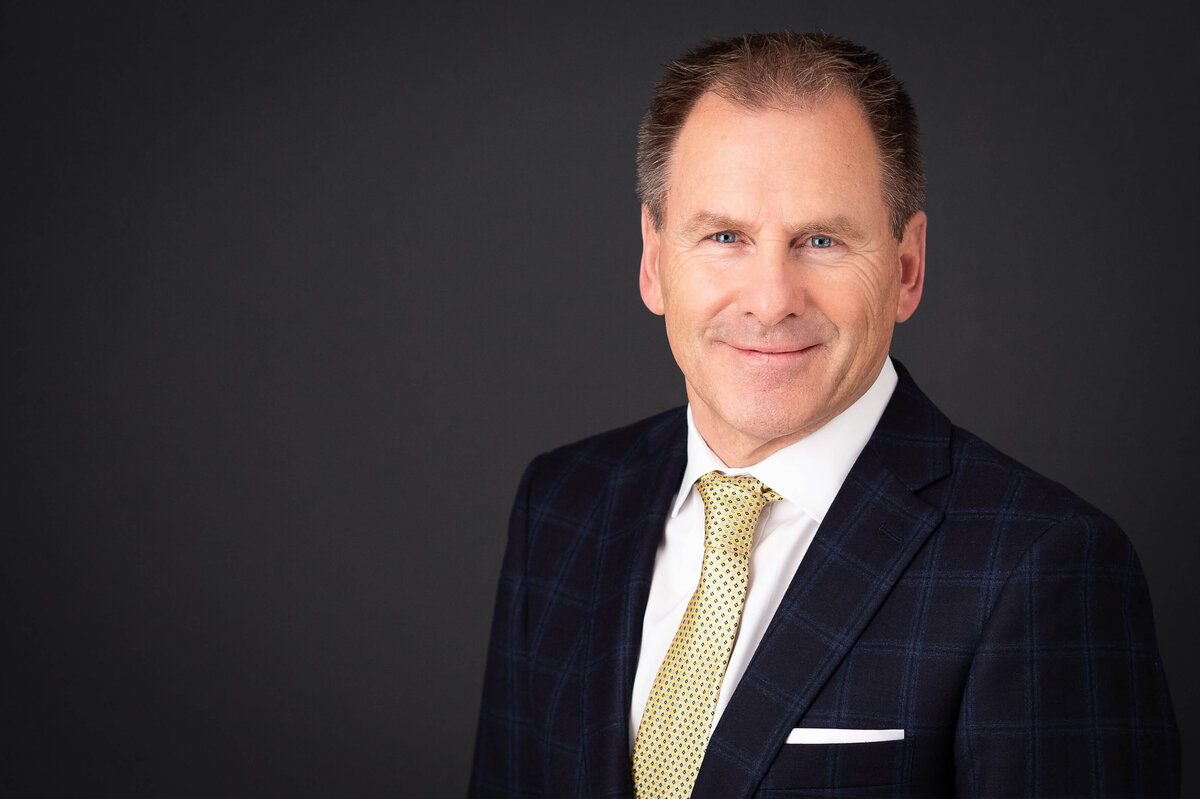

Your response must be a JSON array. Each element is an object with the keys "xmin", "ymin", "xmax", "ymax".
[{"xmin": 4, "ymin": 1, "xmax": 1197, "ymax": 796}]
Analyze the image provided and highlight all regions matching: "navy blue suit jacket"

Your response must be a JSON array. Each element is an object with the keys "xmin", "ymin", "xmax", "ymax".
[{"xmin": 471, "ymin": 367, "xmax": 1178, "ymax": 797}]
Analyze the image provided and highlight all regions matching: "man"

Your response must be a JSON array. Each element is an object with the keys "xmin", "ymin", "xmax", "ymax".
[{"xmin": 470, "ymin": 32, "xmax": 1178, "ymax": 798}]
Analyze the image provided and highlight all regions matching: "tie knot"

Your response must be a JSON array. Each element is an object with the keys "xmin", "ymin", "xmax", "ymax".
[{"xmin": 695, "ymin": 471, "xmax": 784, "ymax": 556}]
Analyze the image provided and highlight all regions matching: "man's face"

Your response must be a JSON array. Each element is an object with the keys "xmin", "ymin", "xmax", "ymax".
[{"xmin": 640, "ymin": 91, "xmax": 926, "ymax": 466}]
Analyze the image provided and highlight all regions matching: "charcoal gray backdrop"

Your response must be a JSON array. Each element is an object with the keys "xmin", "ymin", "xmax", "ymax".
[{"xmin": 5, "ymin": 1, "xmax": 1197, "ymax": 796}]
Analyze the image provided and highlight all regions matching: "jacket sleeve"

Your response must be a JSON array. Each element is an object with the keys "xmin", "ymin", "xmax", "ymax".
[
  {"xmin": 469, "ymin": 460, "xmax": 539, "ymax": 798},
  {"xmin": 954, "ymin": 512, "xmax": 1180, "ymax": 797}
]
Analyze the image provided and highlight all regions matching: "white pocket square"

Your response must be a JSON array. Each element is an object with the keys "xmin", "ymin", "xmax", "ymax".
[{"xmin": 786, "ymin": 727, "xmax": 905, "ymax": 744}]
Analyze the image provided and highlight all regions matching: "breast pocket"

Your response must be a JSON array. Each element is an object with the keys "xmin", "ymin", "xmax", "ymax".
[{"xmin": 758, "ymin": 738, "xmax": 909, "ymax": 796}]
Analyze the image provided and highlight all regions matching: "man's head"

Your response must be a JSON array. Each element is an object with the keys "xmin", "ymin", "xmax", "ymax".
[
  {"xmin": 637, "ymin": 32, "xmax": 924, "ymax": 241},
  {"xmin": 637, "ymin": 33, "xmax": 927, "ymax": 466}
]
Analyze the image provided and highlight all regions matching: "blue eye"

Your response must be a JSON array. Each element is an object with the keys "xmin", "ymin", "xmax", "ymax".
[
  {"xmin": 808, "ymin": 235, "xmax": 834, "ymax": 249},
  {"xmin": 712, "ymin": 231, "xmax": 738, "ymax": 244}
]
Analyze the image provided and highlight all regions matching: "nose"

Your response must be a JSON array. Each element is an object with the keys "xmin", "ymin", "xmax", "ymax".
[{"xmin": 739, "ymin": 244, "xmax": 805, "ymax": 326}]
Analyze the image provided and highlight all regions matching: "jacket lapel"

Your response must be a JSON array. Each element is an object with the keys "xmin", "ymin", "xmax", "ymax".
[
  {"xmin": 693, "ymin": 368, "xmax": 953, "ymax": 798},
  {"xmin": 581, "ymin": 410, "xmax": 686, "ymax": 798}
]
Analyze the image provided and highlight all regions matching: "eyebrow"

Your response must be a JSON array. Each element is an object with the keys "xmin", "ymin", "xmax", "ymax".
[{"xmin": 680, "ymin": 211, "xmax": 867, "ymax": 241}]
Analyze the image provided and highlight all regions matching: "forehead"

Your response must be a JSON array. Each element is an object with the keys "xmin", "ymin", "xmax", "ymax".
[{"xmin": 664, "ymin": 91, "xmax": 886, "ymax": 226}]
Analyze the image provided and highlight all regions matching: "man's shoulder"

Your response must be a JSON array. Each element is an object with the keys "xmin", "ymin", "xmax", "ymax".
[
  {"xmin": 515, "ymin": 408, "xmax": 687, "ymax": 500},
  {"xmin": 934, "ymin": 420, "xmax": 1129, "ymax": 576},
  {"xmin": 945, "ymin": 423, "xmax": 1106, "ymax": 520},
  {"xmin": 877, "ymin": 365, "xmax": 1114, "ymax": 533},
  {"xmin": 512, "ymin": 407, "xmax": 687, "ymax": 523},
  {"xmin": 876, "ymin": 372, "xmax": 1132, "ymax": 583}
]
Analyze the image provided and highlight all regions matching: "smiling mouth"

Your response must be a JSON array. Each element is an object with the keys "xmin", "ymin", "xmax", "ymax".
[
  {"xmin": 723, "ymin": 342, "xmax": 823, "ymax": 367},
  {"xmin": 740, "ymin": 345, "xmax": 807, "ymax": 354},
  {"xmin": 729, "ymin": 342, "xmax": 817, "ymax": 355}
]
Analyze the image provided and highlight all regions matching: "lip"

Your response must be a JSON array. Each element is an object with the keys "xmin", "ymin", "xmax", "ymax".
[
  {"xmin": 734, "ymin": 345, "xmax": 808, "ymax": 354},
  {"xmin": 724, "ymin": 341, "xmax": 821, "ymax": 365}
]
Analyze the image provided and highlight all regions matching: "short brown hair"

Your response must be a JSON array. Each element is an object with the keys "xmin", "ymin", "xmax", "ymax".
[{"xmin": 637, "ymin": 32, "xmax": 925, "ymax": 240}]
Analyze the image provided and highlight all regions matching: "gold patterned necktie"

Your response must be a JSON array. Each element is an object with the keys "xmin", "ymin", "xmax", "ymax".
[{"xmin": 632, "ymin": 471, "xmax": 784, "ymax": 799}]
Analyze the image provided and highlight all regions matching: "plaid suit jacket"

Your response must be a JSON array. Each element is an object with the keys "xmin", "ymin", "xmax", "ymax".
[{"xmin": 470, "ymin": 366, "xmax": 1179, "ymax": 797}]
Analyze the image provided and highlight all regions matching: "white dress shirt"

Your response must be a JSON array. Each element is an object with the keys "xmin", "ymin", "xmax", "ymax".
[{"xmin": 629, "ymin": 358, "xmax": 899, "ymax": 749}]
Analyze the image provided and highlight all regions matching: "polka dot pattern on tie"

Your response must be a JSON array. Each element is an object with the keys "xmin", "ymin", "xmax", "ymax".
[{"xmin": 632, "ymin": 471, "xmax": 784, "ymax": 799}]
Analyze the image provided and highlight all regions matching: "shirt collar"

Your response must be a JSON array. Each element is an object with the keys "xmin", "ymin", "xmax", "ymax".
[{"xmin": 670, "ymin": 357, "xmax": 898, "ymax": 522}]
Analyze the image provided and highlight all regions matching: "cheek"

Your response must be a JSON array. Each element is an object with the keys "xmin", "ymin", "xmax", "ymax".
[
  {"xmin": 815, "ymin": 269, "xmax": 898, "ymax": 335},
  {"xmin": 661, "ymin": 272, "xmax": 726, "ymax": 331}
]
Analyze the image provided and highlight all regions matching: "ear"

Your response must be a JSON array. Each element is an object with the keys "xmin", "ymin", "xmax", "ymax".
[
  {"xmin": 895, "ymin": 211, "xmax": 926, "ymax": 323},
  {"xmin": 639, "ymin": 204, "xmax": 666, "ymax": 316}
]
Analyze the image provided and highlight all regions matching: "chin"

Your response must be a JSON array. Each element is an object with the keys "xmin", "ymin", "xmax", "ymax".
[{"xmin": 722, "ymin": 401, "xmax": 824, "ymax": 447}]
